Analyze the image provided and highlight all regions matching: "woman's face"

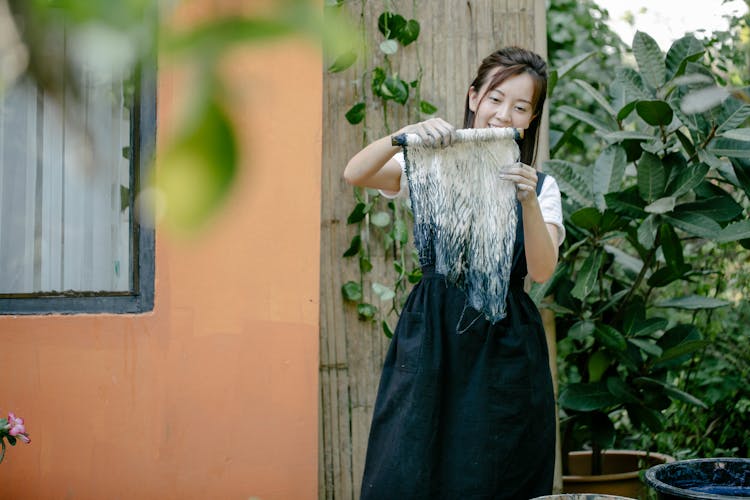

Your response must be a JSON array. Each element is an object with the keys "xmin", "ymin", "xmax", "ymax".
[{"xmin": 468, "ymin": 71, "xmax": 536, "ymax": 130}]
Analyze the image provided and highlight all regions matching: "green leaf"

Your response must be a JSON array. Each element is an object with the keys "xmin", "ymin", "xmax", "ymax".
[
  {"xmin": 344, "ymin": 102, "xmax": 366, "ymax": 124},
  {"xmin": 372, "ymin": 282, "xmax": 395, "ymax": 301},
  {"xmin": 548, "ymin": 51, "xmax": 595, "ymax": 98},
  {"xmin": 708, "ymin": 142, "xmax": 750, "ymax": 159},
  {"xmin": 593, "ymin": 146, "xmax": 626, "ymax": 210},
  {"xmin": 636, "ymin": 214, "xmax": 658, "ymax": 249},
  {"xmin": 328, "ymin": 50, "xmax": 357, "ymax": 73},
  {"xmin": 666, "ymin": 35, "xmax": 705, "ymax": 80},
  {"xmin": 675, "ymin": 129, "xmax": 696, "ymax": 157},
  {"xmin": 633, "ymin": 31, "xmax": 666, "ymax": 88},
  {"xmin": 392, "ymin": 219, "xmax": 409, "ymax": 244},
  {"xmin": 635, "ymin": 100, "xmax": 674, "ymax": 126},
  {"xmin": 407, "ymin": 267, "xmax": 422, "ymax": 284},
  {"xmin": 543, "ymin": 160, "xmax": 593, "ymax": 205},
  {"xmin": 604, "ymin": 187, "xmax": 647, "ymax": 217},
  {"xmin": 645, "ymin": 197, "xmax": 676, "ymax": 214},
  {"xmin": 647, "ymin": 266, "xmax": 685, "ymax": 288},
  {"xmin": 637, "ymin": 152, "xmax": 666, "ymax": 202},
  {"xmin": 630, "ymin": 317, "xmax": 669, "ymax": 337},
  {"xmin": 571, "ymin": 248, "xmax": 605, "ymax": 300},
  {"xmin": 379, "ymin": 39, "xmax": 398, "ymax": 55},
  {"xmin": 676, "ymin": 196, "xmax": 743, "ymax": 222},
  {"xmin": 615, "ymin": 67, "xmax": 650, "ymax": 103},
  {"xmin": 603, "ymin": 131, "xmax": 653, "ymax": 142},
  {"xmin": 377, "ymin": 12, "xmax": 406, "ymax": 39},
  {"xmin": 341, "ymin": 281, "xmax": 362, "ymax": 302},
  {"xmin": 617, "ymin": 101, "xmax": 638, "ymax": 121},
  {"xmin": 357, "ymin": 302, "xmax": 377, "ymax": 320},
  {"xmin": 719, "ymin": 128, "xmax": 750, "ymax": 141},
  {"xmin": 559, "ymin": 105, "xmax": 615, "ymax": 133},
  {"xmin": 717, "ymin": 219, "xmax": 750, "ymax": 242},
  {"xmin": 419, "ymin": 100, "xmax": 438, "ymax": 115},
  {"xmin": 733, "ymin": 158, "xmax": 750, "ymax": 198},
  {"xmin": 663, "ymin": 212, "xmax": 722, "ymax": 239},
  {"xmin": 371, "ymin": 67, "xmax": 386, "ymax": 97},
  {"xmin": 359, "ymin": 256, "xmax": 372, "ymax": 273},
  {"xmin": 569, "ymin": 320, "xmax": 596, "ymax": 341},
  {"xmin": 550, "ymin": 122, "xmax": 580, "ymax": 157},
  {"xmin": 370, "ymin": 211, "xmax": 391, "ymax": 227},
  {"xmin": 559, "ymin": 382, "xmax": 620, "ymax": 411},
  {"xmin": 342, "ymin": 234, "xmax": 361, "ymax": 257},
  {"xmin": 659, "ymin": 223, "xmax": 684, "ymax": 270},
  {"xmin": 157, "ymin": 96, "xmax": 237, "ymax": 231},
  {"xmin": 635, "ymin": 377, "xmax": 707, "ymax": 408},
  {"xmin": 666, "ymin": 163, "xmax": 709, "ymax": 198},
  {"xmin": 397, "ymin": 19, "xmax": 420, "ymax": 46},
  {"xmin": 627, "ymin": 405, "xmax": 666, "ymax": 433},
  {"xmin": 347, "ymin": 202, "xmax": 370, "ymax": 224},
  {"xmin": 587, "ymin": 352, "xmax": 611, "ymax": 383},
  {"xmin": 574, "ymin": 79, "xmax": 616, "ymax": 117},
  {"xmin": 606, "ymin": 376, "xmax": 641, "ymax": 405},
  {"xmin": 657, "ymin": 339, "xmax": 708, "ymax": 364},
  {"xmin": 570, "ymin": 207, "xmax": 602, "ymax": 231},
  {"xmin": 382, "ymin": 76, "xmax": 409, "ymax": 105},
  {"xmin": 595, "ymin": 324, "xmax": 627, "ymax": 352},
  {"xmin": 628, "ymin": 338, "xmax": 663, "ymax": 358},
  {"xmin": 555, "ymin": 51, "xmax": 595, "ymax": 80},
  {"xmin": 382, "ymin": 320, "xmax": 394, "ymax": 338},
  {"xmin": 655, "ymin": 295, "xmax": 730, "ymax": 309},
  {"xmin": 716, "ymin": 105, "xmax": 750, "ymax": 134}
]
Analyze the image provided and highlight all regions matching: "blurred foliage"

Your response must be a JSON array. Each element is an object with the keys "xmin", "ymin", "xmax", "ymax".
[
  {"xmin": 547, "ymin": 0, "xmax": 627, "ymax": 165},
  {"xmin": 2, "ymin": 0, "xmax": 359, "ymax": 233}
]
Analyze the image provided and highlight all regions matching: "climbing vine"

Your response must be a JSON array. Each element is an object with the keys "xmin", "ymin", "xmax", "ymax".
[{"xmin": 328, "ymin": 1, "xmax": 437, "ymax": 337}]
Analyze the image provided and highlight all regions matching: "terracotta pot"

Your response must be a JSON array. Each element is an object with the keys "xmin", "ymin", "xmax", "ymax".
[{"xmin": 563, "ymin": 450, "xmax": 675, "ymax": 498}]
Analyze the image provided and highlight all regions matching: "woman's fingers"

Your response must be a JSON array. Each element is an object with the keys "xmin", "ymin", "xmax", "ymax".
[
  {"xmin": 500, "ymin": 163, "xmax": 537, "ymax": 199},
  {"xmin": 407, "ymin": 118, "xmax": 455, "ymax": 147}
]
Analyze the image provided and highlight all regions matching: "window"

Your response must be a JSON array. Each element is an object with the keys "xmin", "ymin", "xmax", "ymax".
[{"xmin": 0, "ymin": 28, "xmax": 155, "ymax": 314}]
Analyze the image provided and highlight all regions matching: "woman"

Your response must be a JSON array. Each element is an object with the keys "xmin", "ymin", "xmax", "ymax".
[{"xmin": 344, "ymin": 46, "xmax": 564, "ymax": 499}]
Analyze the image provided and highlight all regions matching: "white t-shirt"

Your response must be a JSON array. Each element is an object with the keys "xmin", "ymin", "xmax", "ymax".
[{"xmin": 381, "ymin": 152, "xmax": 566, "ymax": 245}]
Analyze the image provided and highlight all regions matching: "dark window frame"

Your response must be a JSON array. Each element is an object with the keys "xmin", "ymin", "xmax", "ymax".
[{"xmin": 0, "ymin": 61, "xmax": 156, "ymax": 315}]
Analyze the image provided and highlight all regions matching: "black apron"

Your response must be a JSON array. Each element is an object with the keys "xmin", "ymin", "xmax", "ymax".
[{"xmin": 360, "ymin": 173, "xmax": 556, "ymax": 500}]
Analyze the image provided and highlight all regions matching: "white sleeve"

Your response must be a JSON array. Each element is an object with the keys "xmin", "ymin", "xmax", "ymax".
[
  {"xmin": 379, "ymin": 151, "xmax": 409, "ymax": 199},
  {"xmin": 538, "ymin": 175, "xmax": 566, "ymax": 246}
]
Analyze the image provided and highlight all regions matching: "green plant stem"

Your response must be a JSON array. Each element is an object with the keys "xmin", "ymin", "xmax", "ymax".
[
  {"xmin": 611, "ymin": 238, "xmax": 659, "ymax": 326},
  {"xmin": 687, "ymin": 124, "xmax": 718, "ymax": 164}
]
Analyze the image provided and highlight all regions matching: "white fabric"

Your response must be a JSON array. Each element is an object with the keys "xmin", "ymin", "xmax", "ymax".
[{"xmin": 381, "ymin": 151, "xmax": 566, "ymax": 245}]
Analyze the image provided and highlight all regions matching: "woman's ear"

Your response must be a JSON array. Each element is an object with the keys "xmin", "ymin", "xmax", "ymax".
[{"xmin": 468, "ymin": 86, "xmax": 479, "ymax": 112}]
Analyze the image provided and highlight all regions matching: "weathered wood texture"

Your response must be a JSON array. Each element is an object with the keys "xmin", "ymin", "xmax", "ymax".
[{"xmin": 320, "ymin": 1, "xmax": 550, "ymax": 498}]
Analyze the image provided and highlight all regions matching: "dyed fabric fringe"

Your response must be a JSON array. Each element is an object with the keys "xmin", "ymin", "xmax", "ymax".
[{"xmin": 397, "ymin": 128, "xmax": 520, "ymax": 323}]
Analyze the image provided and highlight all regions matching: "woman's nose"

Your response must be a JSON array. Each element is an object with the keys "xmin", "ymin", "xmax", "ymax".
[{"xmin": 495, "ymin": 104, "xmax": 511, "ymax": 123}]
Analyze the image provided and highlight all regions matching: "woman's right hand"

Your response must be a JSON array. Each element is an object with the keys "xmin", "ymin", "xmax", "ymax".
[{"xmin": 395, "ymin": 118, "xmax": 456, "ymax": 148}]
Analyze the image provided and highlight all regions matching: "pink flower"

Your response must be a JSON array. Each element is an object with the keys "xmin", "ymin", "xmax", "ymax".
[{"xmin": 7, "ymin": 413, "xmax": 31, "ymax": 444}]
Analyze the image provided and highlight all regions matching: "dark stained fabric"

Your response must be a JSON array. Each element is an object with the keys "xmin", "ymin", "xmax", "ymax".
[{"xmin": 360, "ymin": 173, "xmax": 556, "ymax": 500}]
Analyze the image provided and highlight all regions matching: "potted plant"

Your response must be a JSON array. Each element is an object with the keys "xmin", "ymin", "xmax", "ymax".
[{"xmin": 539, "ymin": 31, "xmax": 750, "ymax": 496}]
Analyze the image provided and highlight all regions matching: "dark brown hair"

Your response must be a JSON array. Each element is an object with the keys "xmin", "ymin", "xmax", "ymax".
[{"xmin": 463, "ymin": 47, "xmax": 548, "ymax": 166}]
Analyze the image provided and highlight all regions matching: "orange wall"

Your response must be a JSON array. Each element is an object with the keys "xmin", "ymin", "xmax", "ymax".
[{"xmin": 0, "ymin": 6, "xmax": 322, "ymax": 500}]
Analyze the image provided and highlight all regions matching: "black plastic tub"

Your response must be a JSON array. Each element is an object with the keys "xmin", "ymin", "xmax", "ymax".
[{"xmin": 645, "ymin": 458, "xmax": 750, "ymax": 499}]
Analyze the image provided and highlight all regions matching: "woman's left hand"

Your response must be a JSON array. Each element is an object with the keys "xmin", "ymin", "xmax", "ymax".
[{"xmin": 500, "ymin": 162, "xmax": 538, "ymax": 203}]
